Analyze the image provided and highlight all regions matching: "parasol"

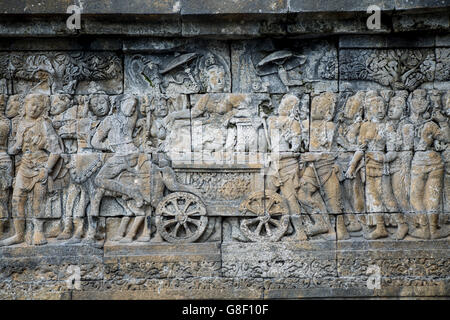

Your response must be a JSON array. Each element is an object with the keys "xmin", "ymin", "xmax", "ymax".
[{"xmin": 160, "ymin": 53, "xmax": 199, "ymax": 74}]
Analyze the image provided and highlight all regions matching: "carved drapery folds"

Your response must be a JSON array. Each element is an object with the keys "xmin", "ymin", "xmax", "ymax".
[{"xmin": 0, "ymin": 41, "xmax": 448, "ymax": 248}]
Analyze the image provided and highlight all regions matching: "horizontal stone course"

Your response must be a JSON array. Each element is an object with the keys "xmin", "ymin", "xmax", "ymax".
[{"xmin": 0, "ymin": 0, "xmax": 448, "ymax": 16}]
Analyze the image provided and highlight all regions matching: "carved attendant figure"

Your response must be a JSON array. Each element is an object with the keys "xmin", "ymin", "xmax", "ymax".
[
  {"xmin": 0, "ymin": 94, "xmax": 63, "ymax": 246},
  {"xmin": 346, "ymin": 91, "xmax": 398, "ymax": 240},
  {"xmin": 0, "ymin": 95, "xmax": 13, "ymax": 239},
  {"xmin": 409, "ymin": 90, "xmax": 450, "ymax": 239},
  {"xmin": 92, "ymin": 95, "xmax": 145, "ymax": 209},
  {"xmin": 57, "ymin": 95, "xmax": 110, "ymax": 243},
  {"xmin": 386, "ymin": 90, "xmax": 412, "ymax": 239},
  {"xmin": 301, "ymin": 92, "xmax": 347, "ymax": 240},
  {"xmin": 266, "ymin": 94, "xmax": 307, "ymax": 240}
]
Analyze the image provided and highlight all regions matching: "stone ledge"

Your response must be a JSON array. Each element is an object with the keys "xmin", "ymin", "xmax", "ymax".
[
  {"xmin": 0, "ymin": 0, "xmax": 181, "ymax": 15},
  {"xmin": 0, "ymin": 0, "xmax": 448, "ymax": 16}
]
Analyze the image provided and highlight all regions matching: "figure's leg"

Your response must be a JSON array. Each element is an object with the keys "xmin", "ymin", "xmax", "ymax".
[
  {"xmin": 341, "ymin": 176, "xmax": 363, "ymax": 233},
  {"xmin": 382, "ymin": 175, "xmax": 398, "ymax": 213},
  {"xmin": 121, "ymin": 217, "xmax": 145, "ymax": 243},
  {"xmin": 323, "ymin": 172, "xmax": 348, "ymax": 240},
  {"xmin": 58, "ymin": 184, "xmax": 80, "ymax": 240},
  {"xmin": 280, "ymin": 180, "xmax": 301, "ymax": 215},
  {"xmin": 95, "ymin": 158, "xmax": 144, "ymax": 206},
  {"xmin": 430, "ymin": 213, "xmax": 449, "ymax": 239},
  {"xmin": 409, "ymin": 168, "xmax": 430, "ymax": 239},
  {"xmin": 112, "ymin": 217, "xmax": 130, "ymax": 241},
  {"xmin": 0, "ymin": 190, "xmax": 9, "ymax": 239},
  {"xmin": 410, "ymin": 167, "xmax": 426, "ymax": 213},
  {"xmin": 32, "ymin": 183, "xmax": 47, "ymax": 246},
  {"xmin": 0, "ymin": 181, "xmax": 27, "ymax": 246},
  {"xmin": 425, "ymin": 168, "xmax": 448, "ymax": 239},
  {"xmin": 0, "ymin": 194, "xmax": 27, "ymax": 247},
  {"xmin": 137, "ymin": 215, "xmax": 151, "ymax": 242},
  {"xmin": 352, "ymin": 174, "xmax": 365, "ymax": 213},
  {"xmin": 391, "ymin": 172, "xmax": 409, "ymax": 240},
  {"xmin": 365, "ymin": 176, "xmax": 388, "ymax": 239},
  {"xmin": 297, "ymin": 183, "xmax": 330, "ymax": 237},
  {"xmin": 67, "ymin": 187, "xmax": 89, "ymax": 244},
  {"xmin": 392, "ymin": 172, "xmax": 410, "ymax": 212},
  {"xmin": 365, "ymin": 213, "xmax": 389, "ymax": 240},
  {"xmin": 85, "ymin": 189, "xmax": 104, "ymax": 242}
]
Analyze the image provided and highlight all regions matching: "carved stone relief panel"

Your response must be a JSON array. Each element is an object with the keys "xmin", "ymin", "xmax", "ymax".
[
  {"xmin": 0, "ymin": 39, "xmax": 447, "ymax": 253},
  {"xmin": 0, "ymin": 52, "xmax": 123, "ymax": 95},
  {"xmin": 124, "ymin": 40, "xmax": 231, "ymax": 95},
  {"xmin": 340, "ymin": 48, "xmax": 436, "ymax": 91},
  {"xmin": 232, "ymin": 39, "xmax": 338, "ymax": 94}
]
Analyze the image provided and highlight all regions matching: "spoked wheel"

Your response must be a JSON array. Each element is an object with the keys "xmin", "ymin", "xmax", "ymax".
[
  {"xmin": 155, "ymin": 192, "xmax": 208, "ymax": 243},
  {"xmin": 239, "ymin": 191, "xmax": 290, "ymax": 242}
]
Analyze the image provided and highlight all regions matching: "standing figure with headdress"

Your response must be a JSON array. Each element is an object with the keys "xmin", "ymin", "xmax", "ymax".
[
  {"xmin": 0, "ymin": 95, "xmax": 13, "ymax": 239},
  {"xmin": 0, "ymin": 94, "xmax": 63, "ymax": 246},
  {"xmin": 408, "ymin": 90, "xmax": 450, "ymax": 239}
]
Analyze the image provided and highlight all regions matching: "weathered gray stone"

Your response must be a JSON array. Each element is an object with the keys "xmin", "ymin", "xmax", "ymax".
[
  {"xmin": 339, "ymin": 35, "xmax": 435, "ymax": 48},
  {"xmin": 288, "ymin": 0, "xmax": 395, "ymax": 12},
  {"xmin": 0, "ymin": 2, "xmax": 450, "ymax": 301},
  {"xmin": 393, "ymin": 12, "xmax": 450, "ymax": 32},
  {"xmin": 181, "ymin": 0, "xmax": 287, "ymax": 15},
  {"xmin": 394, "ymin": 0, "xmax": 450, "ymax": 11}
]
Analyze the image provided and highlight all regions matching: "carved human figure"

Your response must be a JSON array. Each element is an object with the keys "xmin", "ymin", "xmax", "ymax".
[
  {"xmin": 168, "ymin": 94, "xmax": 254, "ymax": 153},
  {"xmin": 50, "ymin": 94, "xmax": 77, "ymax": 153},
  {"xmin": 300, "ymin": 92, "xmax": 347, "ymax": 240},
  {"xmin": 265, "ymin": 94, "xmax": 307, "ymax": 240},
  {"xmin": 91, "ymin": 95, "xmax": 145, "ymax": 241},
  {"xmin": 202, "ymin": 53, "xmax": 226, "ymax": 92},
  {"xmin": 408, "ymin": 90, "xmax": 450, "ymax": 239},
  {"xmin": 442, "ymin": 91, "xmax": 450, "ymax": 214},
  {"xmin": 0, "ymin": 94, "xmax": 63, "ymax": 246},
  {"xmin": 386, "ymin": 90, "xmax": 412, "ymax": 239},
  {"xmin": 337, "ymin": 91, "xmax": 365, "ymax": 218},
  {"xmin": 57, "ymin": 95, "xmax": 111, "ymax": 243},
  {"xmin": 0, "ymin": 95, "xmax": 13, "ymax": 239},
  {"xmin": 148, "ymin": 96, "xmax": 169, "ymax": 151},
  {"xmin": 346, "ymin": 91, "xmax": 398, "ymax": 240},
  {"xmin": 5, "ymin": 95, "xmax": 23, "ymax": 147}
]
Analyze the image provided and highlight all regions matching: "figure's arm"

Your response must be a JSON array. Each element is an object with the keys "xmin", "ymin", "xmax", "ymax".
[
  {"xmin": 8, "ymin": 122, "xmax": 24, "ymax": 155},
  {"xmin": 166, "ymin": 95, "xmax": 209, "ymax": 124},
  {"xmin": 434, "ymin": 113, "xmax": 450, "ymax": 143},
  {"xmin": 345, "ymin": 150, "xmax": 364, "ymax": 179},
  {"xmin": 385, "ymin": 123, "xmax": 397, "ymax": 152},
  {"xmin": 289, "ymin": 121, "xmax": 302, "ymax": 152},
  {"xmin": 91, "ymin": 118, "xmax": 111, "ymax": 151},
  {"xmin": 336, "ymin": 125, "xmax": 353, "ymax": 150}
]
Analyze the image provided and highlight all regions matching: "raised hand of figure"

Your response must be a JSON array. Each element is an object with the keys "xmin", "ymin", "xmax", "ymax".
[
  {"xmin": 433, "ymin": 110, "xmax": 447, "ymax": 123},
  {"xmin": 345, "ymin": 166, "xmax": 355, "ymax": 179},
  {"xmin": 38, "ymin": 167, "xmax": 49, "ymax": 184}
]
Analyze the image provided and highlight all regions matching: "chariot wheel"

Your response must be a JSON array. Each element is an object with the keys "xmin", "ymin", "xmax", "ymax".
[
  {"xmin": 155, "ymin": 192, "xmax": 208, "ymax": 243},
  {"xmin": 239, "ymin": 191, "xmax": 290, "ymax": 242}
]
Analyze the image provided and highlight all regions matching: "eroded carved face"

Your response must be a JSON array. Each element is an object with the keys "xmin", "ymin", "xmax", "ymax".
[
  {"xmin": 388, "ymin": 96, "xmax": 405, "ymax": 120},
  {"xmin": 365, "ymin": 92, "xmax": 386, "ymax": 121},
  {"xmin": 6, "ymin": 95, "xmax": 21, "ymax": 118},
  {"xmin": 344, "ymin": 94, "xmax": 363, "ymax": 120},
  {"xmin": 154, "ymin": 98, "xmax": 168, "ymax": 117},
  {"xmin": 311, "ymin": 92, "xmax": 336, "ymax": 121},
  {"xmin": 410, "ymin": 90, "xmax": 428, "ymax": 115},
  {"xmin": 0, "ymin": 95, "xmax": 6, "ymax": 115},
  {"xmin": 89, "ymin": 95, "xmax": 110, "ymax": 117},
  {"xmin": 25, "ymin": 95, "xmax": 46, "ymax": 119},
  {"xmin": 121, "ymin": 96, "xmax": 137, "ymax": 117},
  {"xmin": 278, "ymin": 95, "xmax": 300, "ymax": 117},
  {"xmin": 50, "ymin": 95, "xmax": 72, "ymax": 116},
  {"xmin": 207, "ymin": 66, "xmax": 225, "ymax": 92}
]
